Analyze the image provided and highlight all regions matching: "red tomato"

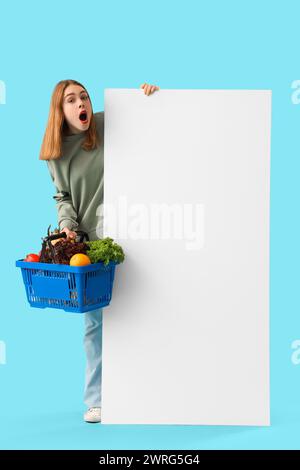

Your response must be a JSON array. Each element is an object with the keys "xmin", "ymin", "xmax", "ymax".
[{"xmin": 24, "ymin": 253, "xmax": 40, "ymax": 262}]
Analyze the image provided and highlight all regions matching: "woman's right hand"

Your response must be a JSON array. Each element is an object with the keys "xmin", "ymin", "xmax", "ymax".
[{"xmin": 60, "ymin": 227, "xmax": 77, "ymax": 240}]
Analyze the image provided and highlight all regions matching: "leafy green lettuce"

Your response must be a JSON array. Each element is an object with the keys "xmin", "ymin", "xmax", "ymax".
[{"xmin": 86, "ymin": 237, "xmax": 125, "ymax": 265}]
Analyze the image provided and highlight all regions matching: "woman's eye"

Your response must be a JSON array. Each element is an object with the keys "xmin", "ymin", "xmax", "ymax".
[{"xmin": 66, "ymin": 95, "xmax": 87, "ymax": 103}]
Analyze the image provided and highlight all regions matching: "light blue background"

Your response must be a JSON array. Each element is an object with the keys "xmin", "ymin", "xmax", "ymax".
[{"xmin": 0, "ymin": 0, "xmax": 299, "ymax": 450}]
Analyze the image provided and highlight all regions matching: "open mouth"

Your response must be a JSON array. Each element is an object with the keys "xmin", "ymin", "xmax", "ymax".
[{"xmin": 79, "ymin": 111, "xmax": 88, "ymax": 123}]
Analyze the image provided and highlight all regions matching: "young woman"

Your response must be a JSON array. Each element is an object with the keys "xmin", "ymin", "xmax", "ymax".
[{"xmin": 39, "ymin": 79, "xmax": 159, "ymax": 423}]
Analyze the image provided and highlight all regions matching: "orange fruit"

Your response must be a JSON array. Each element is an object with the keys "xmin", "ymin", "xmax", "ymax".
[{"xmin": 69, "ymin": 253, "xmax": 91, "ymax": 266}]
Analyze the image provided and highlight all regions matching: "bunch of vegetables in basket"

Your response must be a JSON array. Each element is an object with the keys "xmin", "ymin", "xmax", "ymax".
[{"xmin": 24, "ymin": 226, "xmax": 125, "ymax": 267}]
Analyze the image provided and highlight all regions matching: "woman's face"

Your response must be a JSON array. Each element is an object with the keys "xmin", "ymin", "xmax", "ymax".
[{"xmin": 62, "ymin": 84, "xmax": 92, "ymax": 134}]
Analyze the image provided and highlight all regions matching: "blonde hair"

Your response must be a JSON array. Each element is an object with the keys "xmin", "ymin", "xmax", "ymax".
[{"xmin": 39, "ymin": 79, "xmax": 100, "ymax": 160}]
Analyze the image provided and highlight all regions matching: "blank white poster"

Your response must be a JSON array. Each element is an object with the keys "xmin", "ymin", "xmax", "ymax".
[{"xmin": 101, "ymin": 89, "xmax": 271, "ymax": 425}]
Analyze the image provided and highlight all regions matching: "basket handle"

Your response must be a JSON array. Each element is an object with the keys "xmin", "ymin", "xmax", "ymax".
[
  {"xmin": 42, "ymin": 230, "xmax": 89, "ymax": 243},
  {"xmin": 74, "ymin": 230, "xmax": 90, "ymax": 242}
]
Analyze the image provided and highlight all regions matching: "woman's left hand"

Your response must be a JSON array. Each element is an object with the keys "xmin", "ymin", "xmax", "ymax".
[{"xmin": 140, "ymin": 83, "xmax": 160, "ymax": 96}]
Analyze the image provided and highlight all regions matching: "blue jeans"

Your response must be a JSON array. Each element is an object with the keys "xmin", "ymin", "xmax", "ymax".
[{"xmin": 83, "ymin": 307, "xmax": 103, "ymax": 408}]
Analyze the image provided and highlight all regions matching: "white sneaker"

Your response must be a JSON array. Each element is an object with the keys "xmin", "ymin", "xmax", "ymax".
[{"xmin": 84, "ymin": 407, "xmax": 101, "ymax": 423}]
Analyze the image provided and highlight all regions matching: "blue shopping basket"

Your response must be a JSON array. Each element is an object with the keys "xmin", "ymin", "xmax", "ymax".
[
  {"xmin": 15, "ymin": 258, "xmax": 118, "ymax": 313},
  {"xmin": 15, "ymin": 228, "xmax": 119, "ymax": 313}
]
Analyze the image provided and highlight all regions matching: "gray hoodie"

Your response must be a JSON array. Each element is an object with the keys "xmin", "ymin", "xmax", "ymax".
[{"xmin": 46, "ymin": 111, "xmax": 104, "ymax": 241}]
